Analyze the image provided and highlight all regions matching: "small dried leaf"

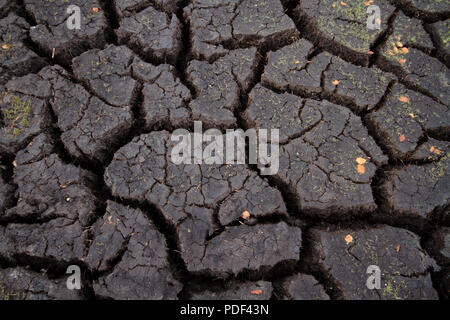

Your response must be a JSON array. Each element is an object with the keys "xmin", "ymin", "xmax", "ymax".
[
  {"xmin": 242, "ymin": 210, "xmax": 250, "ymax": 220},
  {"xmin": 332, "ymin": 80, "xmax": 340, "ymax": 85},
  {"xmin": 430, "ymin": 146, "xmax": 441, "ymax": 155},
  {"xmin": 399, "ymin": 134, "xmax": 406, "ymax": 142},
  {"xmin": 251, "ymin": 289, "xmax": 262, "ymax": 295},
  {"xmin": 398, "ymin": 96, "xmax": 409, "ymax": 103},
  {"xmin": 355, "ymin": 157, "xmax": 367, "ymax": 165},
  {"xmin": 345, "ymin": 234, "xmax": 353, "ymax": 244},
  {"xmin": 357, "ymin": 164, "xmax": 365, "ymax": 174},
  {"xmin": 396, "ymin": 245, "xmax": 401, "ymax": 252}
]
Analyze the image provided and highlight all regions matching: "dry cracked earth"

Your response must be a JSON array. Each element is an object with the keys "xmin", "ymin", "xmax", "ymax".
[{"xmin": 0, "ymin": 0, "xmax": 449, "ymax": 300}]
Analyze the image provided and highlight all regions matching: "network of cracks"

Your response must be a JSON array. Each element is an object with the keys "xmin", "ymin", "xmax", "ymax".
[{"xmin": 0, "ymin": 0, "xmax": 448, "ymax": 300}]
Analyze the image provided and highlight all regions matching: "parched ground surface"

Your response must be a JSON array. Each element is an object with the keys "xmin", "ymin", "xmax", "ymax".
[{"xmin": 0, "ymin": 0, "xmax": 448, "ymax": 300}]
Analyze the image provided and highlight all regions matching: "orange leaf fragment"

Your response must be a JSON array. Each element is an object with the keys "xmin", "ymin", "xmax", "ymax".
[
  {"xmin": 345, "ymin": 234, "xmax": 353, "ymax": 244},
  {"xmin": 357, "ymin": 164, "xmax": 365, "ymax": 174},
  {"xmin": 398, "ymin": 96, "xmax": 409, "ymax": 103},
  {"xmin": 396, "ymin": 245, "xmax": 401, "ymax": 252},
  {"xmin": 92, "ymin": 7, "xmax": 99, "ymax": 13},
  {"xmin": 340, "ymin": 1, "xmax": 347, "ymax": 6},
  {"xmin": 401, "ymin": 47, "xmax": 409, "ymax": 54},
  {"xmin": 332, "ymin": 80, "xmax": 340, "ymax": 85},
  {"xmin": 242, "ymin": 210, "xmax": 250, "ymax": 220},
  {"xmin": 399, "ymin": 59, "xmax": 406, "ymax": 64},
  {"xmin": 1, "ymin": 44, "xmax": 11, "ymax": 50},
  {"xmin": 430, "ymin": 146, "xmax": 441, "ymax": 155},
  {"xmin": 355, "ymin": 157, "xmax": 367, "ymax": 165},
  {"xmin": 251, "ymin": 289, "xmax": 262, "ymax": 295}
]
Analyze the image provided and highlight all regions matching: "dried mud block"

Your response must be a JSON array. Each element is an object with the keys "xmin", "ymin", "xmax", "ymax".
[{"xmin": 310, "ymin": 226, "xmax": 439, "ymax": 299}]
